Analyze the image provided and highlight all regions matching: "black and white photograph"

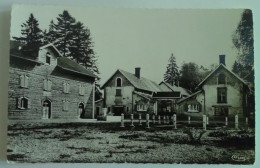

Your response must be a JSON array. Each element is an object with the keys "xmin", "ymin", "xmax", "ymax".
[{"xmin": 7, "ymin": 4, "xmax": 255, "ymax": 164}]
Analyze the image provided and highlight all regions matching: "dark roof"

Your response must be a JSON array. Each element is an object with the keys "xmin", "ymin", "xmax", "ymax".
[
  {"xmin": 159, "ymin": 81, "xmax": 191, "ymax": 96},
  {"xmin": 101, "ymin": 69, "xmax": 163, "ymax": 92},
  {"xmin": 133, "ymin": 91, "xmax": 153, "ymax": 100},
  {"xmin": 57, "ymin": 57, "xmax": 98, "ymax": 79},
  {"xmin": 152, "ymin": 91, "xmax": 181, "ymax": 98},
  {"xmin": 10, "ymin": 54, "xmax": 42, "ymax": 65},
  {"xmin": 177, "ymin": 90, "xmax": 202, "ymax": 104}
]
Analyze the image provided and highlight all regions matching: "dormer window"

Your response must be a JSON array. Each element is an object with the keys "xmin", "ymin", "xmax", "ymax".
[
  {"xmin": 46, "ymin": 52, "xmax": 51, "ymax": 64},
  {"xmin": 218, "ymin": 73, "xmax": 226, "ymax": 85},
  {"xmin": 116, "ymin": 77, "xmax": 122, "ymax": 87}
]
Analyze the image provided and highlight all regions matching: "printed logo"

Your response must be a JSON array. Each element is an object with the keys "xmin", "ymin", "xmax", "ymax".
[{"xmin": 231, "ymin": 154, "xmax": 247, "ymax": 162}]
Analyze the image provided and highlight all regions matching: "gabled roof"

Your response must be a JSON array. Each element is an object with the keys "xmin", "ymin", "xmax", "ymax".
[
  {"xmin": 196, "ymin": 64, "xmax": 248, "ymax": 90},
  {"xmin": 152, "ymin": 91, "xmax": 181, "ymax": 98},
  {"xmin": 57, "ymin": 57, "xmax": 98, "ymax": 79},
  {"xmin": 101, "ymin": 69, "xmax": 163, "ymax": 92},
  {"xmin": 39, "ymin": 43, "xmax": 63, "ymax": 57},
  {"xmin": 159, "ymin": 81, "xmax": 191, "ymax": 96},
  {"xmin": 177, "ymin": 90, "xmax": 203, "ymax": 104}
]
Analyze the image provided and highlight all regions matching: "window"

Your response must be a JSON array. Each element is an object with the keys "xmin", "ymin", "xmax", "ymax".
[
  {"xmin": 79, "ymin": 84, "xmax": 85, "ymax": 95},
  {"xmin": 17, "ymin": 97, "xmax": 30, "ymax": 109},
  {"xmin": 108, "ymin": 107, "xmax": 111, "ymax": 112},
  {"xmin": 63, "ymin": 100, "xmax": 69, "ymax": 111},
  {"xmin": 43, "ymin": 79, "xmax": 52, "ymax": 91},
  {"xmin": 63, "ymin": 82, "xmax": 70, "ymax": 93},
  {"xmin": 116, "ymin": 89, "xmax": 122, "ymax": 96},
  {"xmin": 137, "ymin": 104, "xmax": 147, "ymax": 111},
  {"xmin": 46, "ymin": 52, "xmax": 51, "ymax": 64},
  {"xmin": 126, "ymin": 106, "xmax": 129, "ymax": 112},
  {"xmin": 217, "ymin": 87, "xmax": 227, "ymax": 103},
  {"xmin": 116, "ymin": 77, "xmax": 122, "ymax": 87},
  {"xmin": 187, "ymin": 104, "xmax": 199, "ymax": 112},
  {"xmin": 20, "ymin": 74, "xmax": 29, "ymax": 88},
  {"xmin": 214, "ymin": 107, "xmax": 229, "ymax": 116},
  {"xmin": 218, "ymin": 73, "xmax": 226, "ymax": 85}
]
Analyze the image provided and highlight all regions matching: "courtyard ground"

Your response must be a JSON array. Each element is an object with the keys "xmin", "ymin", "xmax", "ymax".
[{"xmin": 7, "ymin": 121, "xmax": 255, "ymax": 164}]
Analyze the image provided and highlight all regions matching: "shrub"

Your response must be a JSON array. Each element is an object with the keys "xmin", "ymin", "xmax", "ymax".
[{"xmin": 183, "ymin": 127, "xmax": 206, "ymax": 144}]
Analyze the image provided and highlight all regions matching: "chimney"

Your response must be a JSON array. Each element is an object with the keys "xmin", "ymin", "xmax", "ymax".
[
  {"xmin": 219, "ymin": 55, "xmax": 226, "ymax": 65},
  {"xmin": 135, "ymin": 67, "xmax": 141, "ymax": 79}
]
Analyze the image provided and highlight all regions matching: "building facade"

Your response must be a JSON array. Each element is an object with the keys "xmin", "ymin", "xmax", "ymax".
[
  {"xmin": 101, "ymin": 68, "xmax": 181, "ymax": 117},
  {"xmin": 8, "ymin": 44, "xmax": 98, "ymax": 120},
  {"xmin": 177, "ymin": 55, "xmax": 250, "ymax": 118}
]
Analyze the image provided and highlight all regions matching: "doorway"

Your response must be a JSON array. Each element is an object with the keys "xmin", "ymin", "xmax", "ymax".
[
  {"xmin": 113, "ymin": 106, "xmax": 124, "ymax": 116},
  {"xmin": 42, "ymin": 99, "xmax": 51, "ymax": 119},
  {"xmin": 79, "ymin": 103, "xmax": 85, "ymax": 118}
]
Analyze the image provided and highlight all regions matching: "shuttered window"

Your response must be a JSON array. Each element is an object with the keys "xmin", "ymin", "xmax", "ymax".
[
  {"xmin": 63, "ymin": 100, "xmax": 69, "ymax": 111},
  {"xmin": 79, "ymin": 84, "xmax": 85, "ymax": 95},
  {"xmin": 44, "ymin": 79, "xmax": 52, "ymax": 91},
  {"xmin": 20, "ymin": 75, "xmax": 29, "ymax": 88},
  {"xmin": 63, "ymin": 82, "xmax": 70, "ymax": 93}
]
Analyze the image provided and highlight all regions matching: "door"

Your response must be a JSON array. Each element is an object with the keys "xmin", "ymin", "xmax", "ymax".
[
  {"xmin": 113, "ymin": 106, "xmax": 124, "ymax": 116},
  {"xmin": 43, "ymin": 100, "xmax": 51, "ymax": 119},
  {"xmin": 79, "ymin": 103, "xmax": 85, "ymax": 118}
]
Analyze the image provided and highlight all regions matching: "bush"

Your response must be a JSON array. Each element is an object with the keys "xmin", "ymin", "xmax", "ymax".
[
  {"xmin": 183, "ymin": 127, "xmax": 206, "ymax": 144},
  {"xmin": 97, "ymin": 115, "xmax": 106, "ymax": 121}
]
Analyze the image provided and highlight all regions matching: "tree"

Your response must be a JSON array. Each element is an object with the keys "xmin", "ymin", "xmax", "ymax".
[
  {"xmin": 13, "ymin": 13, "xmax": 43, "ymax": 59},
  {"xmin": 164, "ymin": 53, "xmax": 179, "ymax": 85},
  {"xmin": 53, "ymin": 10, "xmax": 76, "ymax": 57},
  {"xmin": 232, "ymin": 9, "xmax": 254, "ymax": 82},
  {"xmin": 69, "ymin": 22, "xmax": 99, "ymax": 74},
  {"xmin": 43, "ymin": 20, "xmax": 57, "ymax": 44},
  {"xmin": 179, "ymin": 62, "xmax": 201, "ymax": 92}
]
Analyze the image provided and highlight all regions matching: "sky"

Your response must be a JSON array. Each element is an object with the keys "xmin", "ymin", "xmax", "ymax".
[{"xmin": 10, "ymin": 5, "xmax": 244, "ymax": 85}]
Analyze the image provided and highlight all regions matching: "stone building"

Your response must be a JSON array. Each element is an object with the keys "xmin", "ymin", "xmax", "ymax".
[
  {"xmin": 8, "ymin": 43, "xmax": 98, "ymax": 120},
  {"xmin": 101, "ymin": 68, "xmax": 181, "ymax": 117},
  {"xmin": 177, "ymin": 55, "xmax": 251, "ymax": 118}
]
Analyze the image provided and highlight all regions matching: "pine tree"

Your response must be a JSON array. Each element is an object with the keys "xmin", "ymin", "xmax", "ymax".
[
  {"xmin": 13, "ymin": 13, "xmax": 43, "ymax": 59},
  {"xmin": 53, "ymin": 10, "xmax": 76, "ymax": 57},
  {"xmin": 164, "ymin": 53, "xmax": 179, "ymax": 86},
  {"xmin": 70, "ymin": 21, "xmax": 99, "ymax": 74},
  {"xmin": 43, "ymin": 20, "xmax": 57, "ymax": 44}
]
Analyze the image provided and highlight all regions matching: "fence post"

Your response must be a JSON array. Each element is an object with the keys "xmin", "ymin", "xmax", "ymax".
[
  {"xmin": 163, "ymin": 115, "xmax": 166, "ymax": 124},
  {"xmin": 246, "ymin": 117, "xmax": 248, "ymax": 125},
  {"xmin": 146, "ymin": 114, "xmax": 150, "ymax": 128},
  {"xmin": 235, "ymin": 115, "xmax": 239, "ymax": 129},
  {"xmin": 166, "ymin": 115, "xmax": 169, "ymax": 124},
  {"xmin": 203, "ymin": 115, "xmax": 207, "ymax": 131},
  {"xmin": 173, "ymin": 114, "xmax": 177, "ymax": 129},
  {"xmin": 152, "ymin": 114, "xmax": 155, "ymax": 124},
  {"xmin": 139, "ymin": 113, "xmax": 142, "ymax": 126},
  {"xmin": 158, "ymin": 115, "xmax": 161, "ymax": 124},
  {"xmin": 120, "ymin": 113, "xmax": 125, "ymax": 128},
  {"xmin": 130, "ymin": 114, "xmax": 134, "ymax": 127},
  {"xmin": 225, "ymin": 116, "xmax": 228, "ymax": 126},
  {"xmin": 206, "ymin": 116, "xmax": 209, "ymax": 125},
  {"xmin": 188, "ymin": 116, "xmax": 191, "ymax": 124}
]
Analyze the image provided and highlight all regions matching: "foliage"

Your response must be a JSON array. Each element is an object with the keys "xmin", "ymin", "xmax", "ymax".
[
  {"xmin": 183, "ymin": 128, "xmax": 206, "ymax": 144},
  {"xmin": 13, "ymin": 13, "xmax": 43, "ymax": 59},
  {"xmin": 164, "ymin": 53, "xmax": 179, "ymax": 86},
  {"xmin": 179, "ymin": 62, "xmax": 201, "ymax": 92},
  {"xmin": 232, "ymin": 9, "xmax": 254, "ymax": 82}
]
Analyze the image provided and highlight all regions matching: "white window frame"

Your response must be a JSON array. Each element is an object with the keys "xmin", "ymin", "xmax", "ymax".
[
  {"xmin": 187, "ymin": 104, "xmax": 199, "ymax": 113},
  {"xmin": 17, "ymin": 97, "xmax": 31, "ymax": 109},
  {"xmin": 137, "ymin": 104, "xmax": 147, "ymax": 111}
]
